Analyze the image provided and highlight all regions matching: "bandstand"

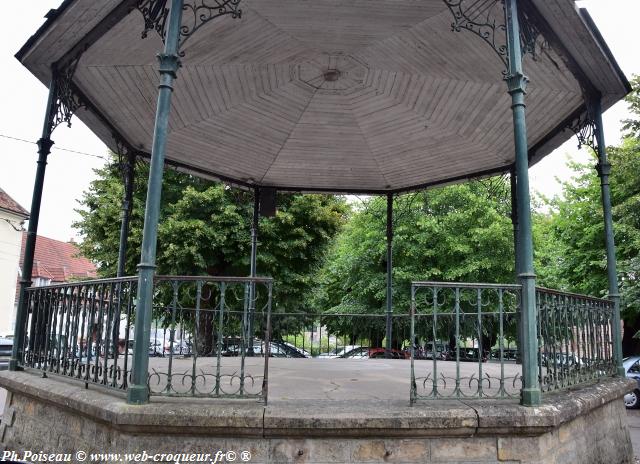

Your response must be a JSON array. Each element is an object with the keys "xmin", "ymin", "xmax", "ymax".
[{"xmin": 0, "ymin": 1, "xmax": 635, "ymax": 462}]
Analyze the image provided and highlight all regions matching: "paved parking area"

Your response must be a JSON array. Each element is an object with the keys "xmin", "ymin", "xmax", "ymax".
[
  {"xmin": 145, "ymin": 357, "xmax": 522, "ymax": 399},
  {"xmin": 628, "ymin": 409, "xmax": 640, "ymax": 462}
]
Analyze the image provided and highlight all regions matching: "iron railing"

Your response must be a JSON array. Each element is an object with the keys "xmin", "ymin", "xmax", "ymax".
[
  {"xmin": 19, "ymin": 275, "xmax": 273, "ymax": 402},
  {"xmin": 410, "ymin": 282, "xmax": 522, "ymax": 402},
  {"xmin": 17, "ymin": 277, "xmax": 617, "ymax": 404},
  {"xmin": 147, "ymin": 276, "xmax": 272, "ymax": 401},
  {"xmin": 536, "ymin": 287, "xmax": 616, "ymax": 392},
  {"xmin": 20, "ymin": 277, "xmax": 138, "ymax": 390}
]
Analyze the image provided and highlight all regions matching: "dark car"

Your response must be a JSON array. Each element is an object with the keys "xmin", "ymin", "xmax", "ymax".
[
  {"xmin": 0, "ymin": 337, "xmax": 13, "ymax": 370},
  {"xmin": 223, "ymin": 340, "xmax": 307, "ymax": 358},
  {"xmin": 623, "ymin": 356, "xmax": 640, "ymax": 409},
  {"xmin": 490, "ymin": 348, "xmax": 519, "ymax": 361},
  {"xmin": 446, "ymin": 347, "xmax": 488, "ymax": 362}
]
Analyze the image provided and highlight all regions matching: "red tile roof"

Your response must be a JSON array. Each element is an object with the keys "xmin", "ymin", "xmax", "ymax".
[
  {"xmin": 0, "ymin": 187, "xmax": 28, "ymax": 218},
  {"xmin": 19, "ymin": 232, "xmax": 97, "ymax": 282}
]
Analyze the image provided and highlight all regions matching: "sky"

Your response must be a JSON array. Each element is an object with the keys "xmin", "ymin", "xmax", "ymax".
[{"xmin": 0, "ymin": 1, "xmax": 638, "ymax": 243}]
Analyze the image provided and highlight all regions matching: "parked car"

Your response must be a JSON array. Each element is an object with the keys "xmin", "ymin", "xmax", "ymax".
[
  {"xmin": 445, "ymin": 348, "xmax": 488, "ymax": 363},
  {"xmin": 0, "ymin": 337, "xmax": 13, "ymax": 370},
  {"xmin": 318, "ymin": 345, "xmax": 361, "ymax": 359},
  {"xmin": 413, "ymin": 341, "xmax": 448, "ymax": 360},
  {"xmin": 164, "ymin": 339, "xmax": 192, "ymax": 355},
  {"xmin": 623, "ymin": 356, "xmax": 640, "ymax": 409},
  {"xmin": 490, "ymin": 348, "xmax": 519, "ymax": 361},
  {"xmin": 282, "ymin": 341, "xmax": 311, "ymax": 358},
  {"xmin": 540, "ymin": 352, "xmax": 583, "ymax": 369},
  {"xmin": 223, "ymin": 340, "xmax": 307, "ymax": 358},
  {"xmin": 149, "ymin": 338, "xmax": 164, "ymax": 357},
  {"xmin": 339, "ymin": 347, "xmax": 408, "ymax": 359},
  {"xmin": 261, "ymin": 341, "xmax": 307, "ymax": 358}
]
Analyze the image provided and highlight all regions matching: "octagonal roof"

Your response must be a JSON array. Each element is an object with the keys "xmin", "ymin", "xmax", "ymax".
[{"xmin": 17, "ymin": 0, "xmax": 630, "ymax": 193}]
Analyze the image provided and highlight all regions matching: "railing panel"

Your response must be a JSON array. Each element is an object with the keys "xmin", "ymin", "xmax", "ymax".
[
  {"xmin": 19, "ymin": 275, "xmax": 272, "ymax": 402},
  {"xmin": 21, "ymin": 277, "xmax": 137, "ymax": 391},
  {"xmin": 147, "ymin": 276, "xmax": 272, "ymax": 402},
  {"xmin": 410, "ymin": 282, "xmax": 522, "ymax": 402},
  {"xmin": 536, "ymin": 287, "xmax": 616, "ymax": 392}
]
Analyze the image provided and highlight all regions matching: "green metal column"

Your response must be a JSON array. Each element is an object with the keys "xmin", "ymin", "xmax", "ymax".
[
  {"xmin": 510, "ymin": 168, "xmax": 520, "ymax": 276},
  {"xmin": 510, "ymin": 168, "xmax": 523, "ymax": 364},
  {"xmin": 593, "ymin": 98, "xmax": 625, "ymax": 376},
  {"xmin": 127, "ymin": 0, "xmax": 184, "ymax": 404},
  {"xmin": 505, "ymin": 0, "xmax": 541, "ymax": 406},
  {"xmin": 247, "ymin": 188, "xmax": 260, "ymax": 356},
  {"xmin": 385, "ymin": 193, "xmax": 393, "ymax": 356},
  {"xmin": 10, "ymin": 76, "xmax": 57, "ymax": 371},
  {"xmin": 117, "ymin": 152, "xmax": 136, "ymax": 278}
]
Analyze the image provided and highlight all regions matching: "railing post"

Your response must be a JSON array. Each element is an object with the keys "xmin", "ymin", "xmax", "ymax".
[
  {"xmin": 505, "ymin": 0, "xmax": 541, "ymax": 406},
  {"xmin": 117, "ymin": 152, "xmax": 136, "ymax": 278},
  {"xmin": 593, "ymin": 97, "xmax": 625, "ymax": 377},
  {"xmin": 10, "ymin": 75, "xmax": 58, "ymax": 371},
  {"xmin": 510, "ymin": 167, "xmax": 524, "ymax": 365},
  {"xmin": 247, "ymin": 188, "xmax": 260, "ymax": 356},
  {"xmin": 127, "ymin": 0, "xmax": 184, "ymax": 405},
  {"xmin": 385, "ymin": 193, "xmax": 393, "ymax": 357}
]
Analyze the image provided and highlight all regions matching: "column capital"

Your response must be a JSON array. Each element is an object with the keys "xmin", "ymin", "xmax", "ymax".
[
  {"xmin": 596, "ymin": 162, "xmax": 611, "ymax": 178},
  {"xmin": 36, "ymin": 138, "xmax": 54, "ymax": 155},
  {"xmin": 157, "ymin": 53, "xmax": 181, "ymax": 78},
  {"xmin": 506, "ymin": 73, "xmax": 529, "ymax": 94}
]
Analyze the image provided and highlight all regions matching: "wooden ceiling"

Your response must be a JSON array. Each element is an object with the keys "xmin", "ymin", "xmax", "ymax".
[{"xmin": 18, "ymin": 0, "xmax": 630, "ymax": 193}]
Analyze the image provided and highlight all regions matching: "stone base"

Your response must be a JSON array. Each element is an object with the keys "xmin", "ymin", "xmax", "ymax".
[{"xmin": 0, "ymin": 372, "xmax": 634, "ymax": 463}]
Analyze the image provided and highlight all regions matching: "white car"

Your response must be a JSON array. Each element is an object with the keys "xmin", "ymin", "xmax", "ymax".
[{"xmin": 318, "ymin": 345, "xmax": 361, "ymax": 359}]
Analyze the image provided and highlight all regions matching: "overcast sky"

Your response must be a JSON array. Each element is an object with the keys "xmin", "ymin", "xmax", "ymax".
[{"xmin": 0, "ymin": 1, "xmax": 638, "ymax": 242}]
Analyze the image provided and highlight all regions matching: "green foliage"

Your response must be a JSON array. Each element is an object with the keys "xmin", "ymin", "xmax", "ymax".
[
  {"xmin": 538, "ymin": 79, "xmax": 640, "ymax": 325},
  {"xmin": 312, "ymin": 179, "xmax": 516, "ymax": 315},
  {"xmin": 622, "ymin": 75, "xmax": 640, "ymax": 138},
  {"xmin": 74, "ymin": 160, "xmax": 349, "ymax": 314}
]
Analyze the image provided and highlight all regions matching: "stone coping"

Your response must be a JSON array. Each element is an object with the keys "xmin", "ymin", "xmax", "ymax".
[{"xmin": 0, "ymin": 371, "xmax": 634, "ymax": 439}]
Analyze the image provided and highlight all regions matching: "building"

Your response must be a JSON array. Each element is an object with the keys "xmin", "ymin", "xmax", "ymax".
[
  {"xmin": 18, "ymin": 233, "xmax": 97, "ymax": 287},
  {"xmin": 0, "ymin": 188, "xmax": 29, "ymax": 337},
  {"xmin": 8, "ymin": 232, "xmax": 97, "ymax": 337}
]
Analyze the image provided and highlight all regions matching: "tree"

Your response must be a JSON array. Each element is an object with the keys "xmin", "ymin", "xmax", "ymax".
[
  {"xmin": 74, "ymin": 159, "xmax": 349, "ymax": 350},
  {"xmin": 539, "ymin": 75, "xmax": 640, "ymax": 354},
  {"xmin": 312, "ymin": 179, "xmax": 518, "ymax": 348},
  {"xmin": 622, "ymin": 75, "xmax": 640, "ymax": 138}
]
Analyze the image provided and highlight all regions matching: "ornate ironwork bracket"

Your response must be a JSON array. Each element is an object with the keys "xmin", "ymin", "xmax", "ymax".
[
  {"xmin": 137, "ymin": 0, "xmax": 242, "ymax": 55},
  {"xmin": 567, "ymin": 84, "xmax": 600, "ymax": 152},
  {"xmin": 48, "ymin": 55, "xmax": 86, "ymax": 134},
  {"xmin": 441, "ymin": 0, "xmax": 549, "ymax": 76},
  {"xmin": 568, "ymin": 110, "xmax": 598, "ymax": 152},
  {"xmin": 112, "ymin": 134, "xmax": 139, "ymax": 193},
  {"xmin": 518, "ymin": 6, "xmax": 549, "ymax": 62}
]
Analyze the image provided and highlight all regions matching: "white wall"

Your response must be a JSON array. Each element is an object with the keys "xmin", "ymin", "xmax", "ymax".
[{"xmin": 0, "ymin": 212, "xmax": 24, "ymax": 336}]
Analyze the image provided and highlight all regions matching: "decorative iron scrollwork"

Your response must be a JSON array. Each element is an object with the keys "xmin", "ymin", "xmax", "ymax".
[
  {"xmin": 567, "ymin": 86, "xmax": 599, "ymax": 152},
  {"xmin": 137, "ymin": 0, "xmax": 242, "ymax": 55},
  {"xmin": 442, "ymin": 0, "xmax": 549, "ymax": 75},
  {"xmin": 138, "ymin": 0, "xmax": 170, "ymax": 40},
  {"xmin": 179, "ymin": 0, "xmax": 242, "ymax": 48},
  {"xmin": 517, "ymin": 6, "xmax": 549, "ymax": 62},
  {"xmin": 48, "ymin": 55, "xmax": 86, "ymax": 134},
  {"xmin": 113, "ymin": 134, "xmax": 133, "ymax": 182},
  {"xmin": 568, "ymin": 110, "xmax": 598, "ymax": 152},
  {"xmin": 443, "ymin": 0, "xmax": 509, "ymax": 70}
]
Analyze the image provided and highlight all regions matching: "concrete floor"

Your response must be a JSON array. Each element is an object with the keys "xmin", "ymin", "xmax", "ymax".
[{"xmin": 147, "ymin": 357, "xmax": 523, "ymax": 399}]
